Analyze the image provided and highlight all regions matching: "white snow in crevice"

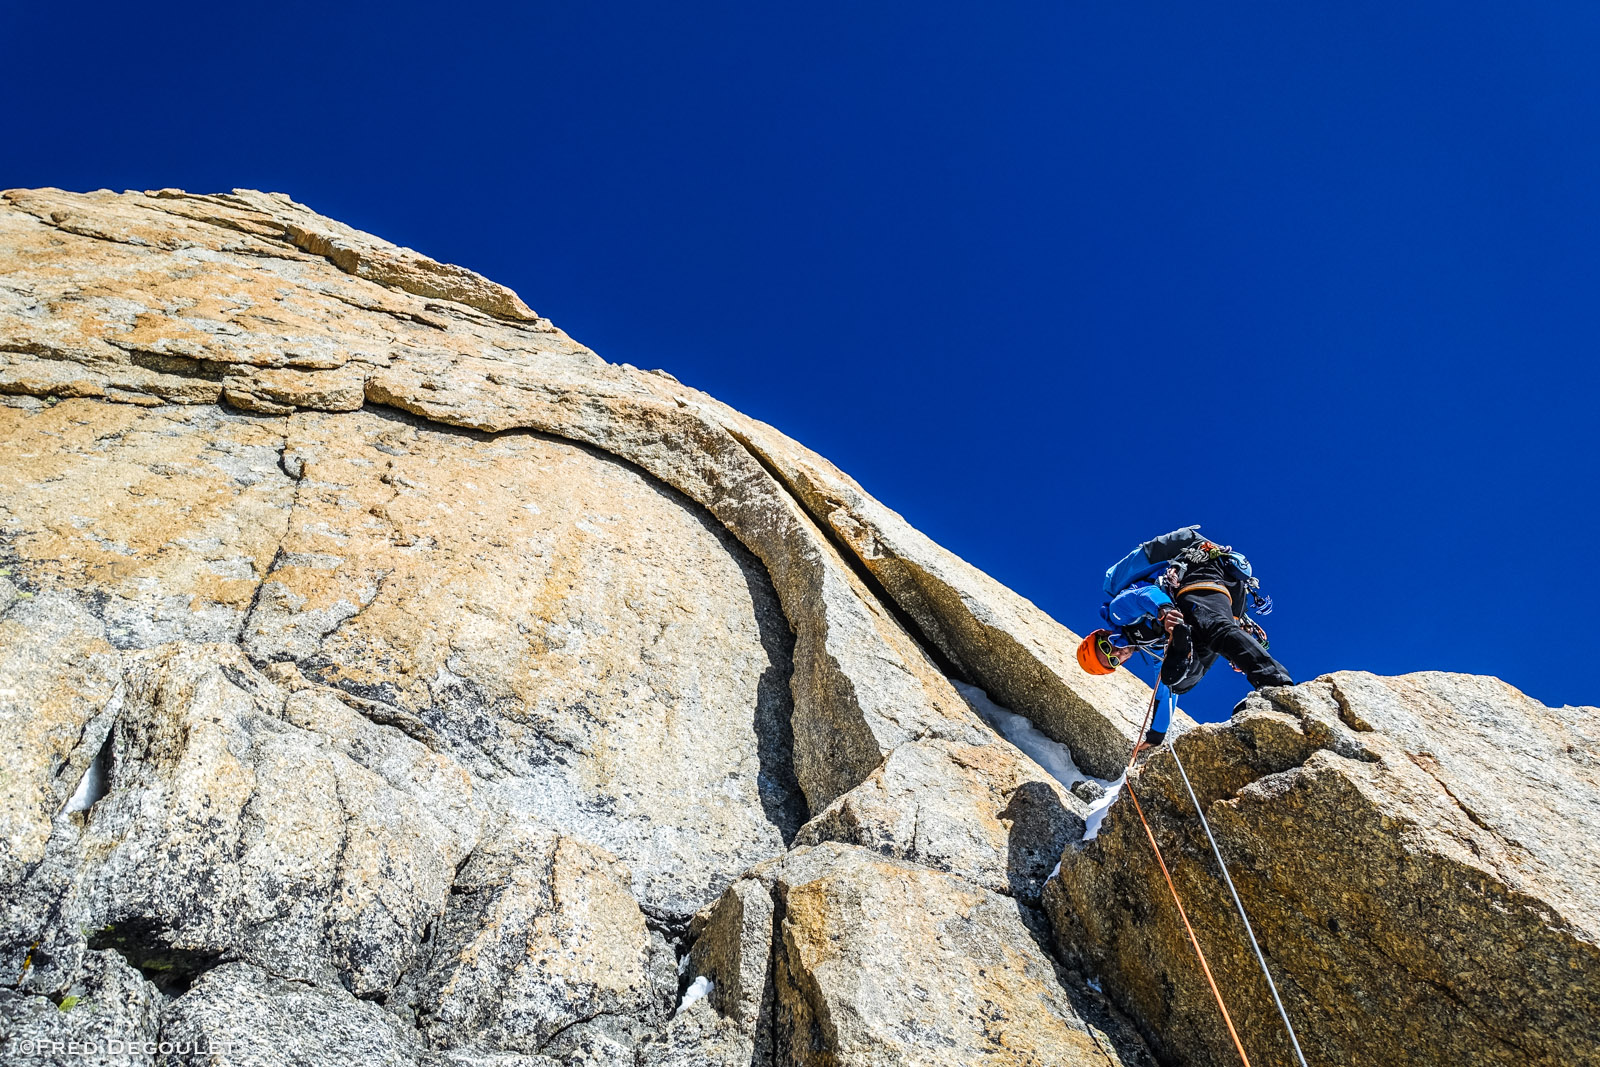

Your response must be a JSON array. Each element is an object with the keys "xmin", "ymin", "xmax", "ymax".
[
  {"xmin": 1081, "ymin": 773, "xmax": 1128, "ymax": 842},
  {"xmin": 956, "ymin": 682, "xmax": 1120, "ymax": 793},
  {"xmin": 956, "ymin": 681, "xmax": 1139, "ymax": 844},
  {"xmin": 956, "ymin": 682, "xmax": 1084, "ymax": 788},
  {"xmin": 676, "ymin": 976, "xmax": 713, "ymax": 1015},
  {"xmin": 62, "ymin": 743, "xmax": 109, "ymax": 815},
  {"xmin": 1087, "ymin": 976, "xmax": 1103, "ymax": 993},
  {"xmin": 677, "ymin": 953, "xmax": 691, "ymax": 976},
  {"xmin": 1047, "ymin": 860, "xmax": 1061, "ymax": 882}
]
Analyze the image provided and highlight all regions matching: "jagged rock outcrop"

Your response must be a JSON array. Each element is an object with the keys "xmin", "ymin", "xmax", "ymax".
[
  {"xmin": 1046, "ymin": 672, "xmax": 1600, "ymax": 1067},
  {"xmin": 1, "ymin": 187, "xmax": 1593, "ymax": 1067},
  {"xmin": 0, "ymin": 188, "xmax": 1151, "ymax": 1065}
]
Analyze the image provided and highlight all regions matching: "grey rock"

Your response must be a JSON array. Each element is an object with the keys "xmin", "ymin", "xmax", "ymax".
[
  {"xmin": 0, "ymin": 950, "xmax": 160, "ymax": 1067},
  {"xmin": 1070, "ymin": 778, "xmax": 1106, "ymax": 803},
  {"xmin": 635, "ymin": 996, "xmax": 761, "ymax": 1067},
  {"xmin": 409, "ymin": 823, "xmax": 663, "ymax": 1056},
  {"xmin": 159, "ymin": 963, "xmax": 422, "ymax": 1067},
  {"xmin": 70, "ymin": 647, "xmax": 479, "ymax": 999}
]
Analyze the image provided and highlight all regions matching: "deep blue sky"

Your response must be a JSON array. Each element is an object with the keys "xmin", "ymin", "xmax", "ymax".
[{"xmin": 10, "ymin": 3, "xmax": 1597, "ymax": 720}]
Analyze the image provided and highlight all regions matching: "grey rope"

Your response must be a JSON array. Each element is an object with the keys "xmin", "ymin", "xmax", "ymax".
[{"xmin": 1168, "ymin": 696, "xmax": 1310, "ymax": 1067}]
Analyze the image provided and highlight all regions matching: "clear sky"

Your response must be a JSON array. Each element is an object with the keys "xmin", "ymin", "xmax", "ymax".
[{"xmin": 10, "ymin": 2, "xmax": 1598, "ymax": 721}]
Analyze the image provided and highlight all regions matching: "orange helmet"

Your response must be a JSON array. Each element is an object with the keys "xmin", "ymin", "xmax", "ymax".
[{"xmin": 1077, "ymin": 629, "xmax": 1117, "ymax": 675}]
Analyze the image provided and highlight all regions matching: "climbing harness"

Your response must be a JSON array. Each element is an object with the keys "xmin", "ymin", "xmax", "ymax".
[
  {"xmin": 1160, "ymin": 539, "xmax": 1274, "ymax": 617},
  {"xmin": 1117, "ymin": 694, "xmax": 1309, "ymax": 1067},
  {"xmin": 1157, "ymin": 539, "xmax": 1231, "ymax": 595}
]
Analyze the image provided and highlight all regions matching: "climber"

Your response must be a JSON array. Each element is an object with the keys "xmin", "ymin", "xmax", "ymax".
[{"xmin": 1076, "ymin": 526, "xmax": 1293, "ymax": 752}]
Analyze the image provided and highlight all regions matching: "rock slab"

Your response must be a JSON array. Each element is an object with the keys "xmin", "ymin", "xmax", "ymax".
[{"xmin": 1046, "ymin": 671, "xmax": 1600, "ymax": 1067}]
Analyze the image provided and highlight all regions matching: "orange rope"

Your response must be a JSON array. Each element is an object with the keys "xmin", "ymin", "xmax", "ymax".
[
  {"xmin": 1124, "ymin": 775, "xmax": 1254, "ymax": 1067},
  {"xmin": 1128, "ymin": 686, "xmax": 1159, "ymax": 769}
]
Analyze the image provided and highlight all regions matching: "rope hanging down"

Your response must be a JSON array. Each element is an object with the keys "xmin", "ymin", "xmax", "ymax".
[
  {"xmin": 1166, "ymin": 695, "xmax": 1310, "ymax": 1067},
  {"xmin": 1120, "ymin": 687, "xmax": 1311, "ymax": 1067},
  {"xmin": 1124, "ymin": 778, "xmax": 1255, "ymax": 1066},
  {"xmin": 1124, "ymin": 683, "xmax": 1254, "ymax": 1066}
]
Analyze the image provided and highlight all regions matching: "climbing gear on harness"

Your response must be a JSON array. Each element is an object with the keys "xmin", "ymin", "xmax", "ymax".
[
  {"xmin": 1159, "ymin": 539, "xmax": 1275, "ymax": 617},
  {"xmin": 1162, "ymin": 541, "xmax": 1231, "ymax": 592},
  {"xmin": 1077, "ymin": 629, "xmax": 1118, "ymax": 675}
]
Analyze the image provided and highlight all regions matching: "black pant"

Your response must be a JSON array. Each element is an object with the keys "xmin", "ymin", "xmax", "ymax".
[{"xmin": 1159, "ymin": 590, "xmax": 1293, "ymax": 695}]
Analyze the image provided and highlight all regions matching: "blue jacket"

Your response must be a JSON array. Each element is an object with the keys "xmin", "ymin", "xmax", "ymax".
[
  {"xmin": 1102, "ymin": 582, "xmax": 1173, "ymax": 638},
  {"xmin": 1103, "ymin": 530, "xmax": 1206, "ymax": 736},
  {"xmin": 1102, "ymin": 526, "xmax": 1206, "ymax": 597},
  {"xmin": 1096, "ymin": 585, "xmax": 1176, "ymax": 733}
]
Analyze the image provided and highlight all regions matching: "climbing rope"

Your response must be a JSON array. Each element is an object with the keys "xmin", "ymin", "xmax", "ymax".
[
  {"xmin": 1117, "ymin": 690, "xmax": 1311, "ymax": 1067},
  {"xmin": 1166, "ymin": 697, "xmax": 1309, "ymax": 1067},
  {"xmin": 1127, "ymin": 685, "xmax": 1159, "ymax": 769},
  {"xmin": 1123, "ymin": 766, "xmax": 1255, "ymax": 1067}
]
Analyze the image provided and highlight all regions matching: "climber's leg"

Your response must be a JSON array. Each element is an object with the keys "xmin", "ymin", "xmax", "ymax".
[{"xmin": 1180, "ymin": 590, "xmax": 1293, "ymax": 689}]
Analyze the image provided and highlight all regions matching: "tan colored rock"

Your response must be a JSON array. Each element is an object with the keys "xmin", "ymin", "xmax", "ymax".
[
  {"xmin": 244, "ymin": 407, "xmax": 805, "ymax": 909},
  {"xmin": 796, "ymin": 737, "xmax": 1086, "ymax": 903},
  {"xmin": 357, "ymin": 352, "xmax": 988, "ymax": 810},
  {"xmin": 696, "ymin": 406, "xmax": 1167, "ymax": 780},
  {"xmin": 0, "ymin": 401, "xmax": 296, "ymax": 647},
  {"xmin": 689, "ymin": 876, "xmax": 776, "ymax": 1029},
  {"xmin": 1047, "ymin": 671, "xmax": 1600, "ymax": 1067},
  {"xmin": 413, "ymin": 824, "xmax": 663, "ymax": 1055},
  {"xmin": 281, "ymin": 217, "xmax": 539, "ymax": 322},
  {"xmin": 0, "ymin": 187, "xmax": 1011, "ymax": 813},
  {"xmin": 223, "ymin": 364, "xmax": 367, "ymax": 413},
  {"xmin": 771, "ymin": 842, "xmax": 1153, "ymax": 1067}
]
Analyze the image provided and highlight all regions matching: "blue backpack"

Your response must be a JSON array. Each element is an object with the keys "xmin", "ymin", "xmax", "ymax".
[{"xmin": 1103, "ymin": 526, "xmax": 1273, "ymax": 616}]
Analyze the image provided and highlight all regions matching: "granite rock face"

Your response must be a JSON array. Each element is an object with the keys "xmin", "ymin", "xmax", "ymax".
[
  {"xmin": 1, "ymin": 187, "xmax": 1593, "ymax": 1066},
  {"xmin": 0, "ymin": 188, "xmax": 1147, "ymax": 1065},
  {"xmin": 1046, "ymin": 672, "xmax": 1600, "ymax": 1067},
  {"xmin": 767, "ymin": 842, "xmax": 1154, "ymax": 1067}
]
